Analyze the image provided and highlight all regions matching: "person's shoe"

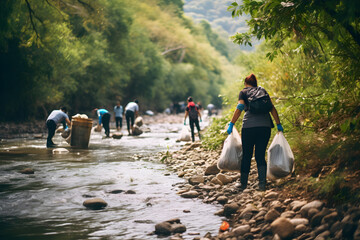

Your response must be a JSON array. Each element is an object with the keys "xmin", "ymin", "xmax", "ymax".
[
  {"xmin": 259, "ymin": 183, "xmax": 266, "ymax": 191},
  {"xmin": 47, "ymin": 143, "xmax": 57, "ymax": 148},
  {"xmin": 235, "ymin": 182, "xmax": 247, "ymax": 191}
]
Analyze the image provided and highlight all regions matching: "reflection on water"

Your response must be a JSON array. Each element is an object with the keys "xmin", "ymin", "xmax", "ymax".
[{"xmin": 0, "ymin": 122, "xmax": 222, "ymax": 240}]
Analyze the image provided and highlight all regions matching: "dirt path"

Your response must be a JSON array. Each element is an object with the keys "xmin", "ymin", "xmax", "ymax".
[{"xmin": 160, "ymin": 142, "xmax": 360, "ymax": 240}]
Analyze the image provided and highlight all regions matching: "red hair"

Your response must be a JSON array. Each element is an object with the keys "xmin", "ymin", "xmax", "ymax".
[{"xmin": 245, "ymin": 74, "xmax": 258, "ymax": 87}]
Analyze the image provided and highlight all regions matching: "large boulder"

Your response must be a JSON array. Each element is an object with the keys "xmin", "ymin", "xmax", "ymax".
[
  {"xmin": 271, "ymin": 217, "xmax": 295, "ymax": 239},
  {"xmin": 83, "ymin": 198, "xmax": 108, "ymax": 210}
]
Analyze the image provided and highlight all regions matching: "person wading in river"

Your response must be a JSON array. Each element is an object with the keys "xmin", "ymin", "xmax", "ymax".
[
  {"xmin": 46, "ymin": 106, "xmax": 71, "ymax": 148},
  {"xmin": 114, "ymin": 101, "xmax": 123, "ymax": 131},
  {"xmin": 94, "ymin": 108, "xmax": 111, "ymax": 138},
  {"xmin": 226, "ymin": 74, "xmax": 283, "ymax": 191},
  {"xmin": 124, "ymin": 99, "xmax": 139, "ymax": 135},
  {"xmin": 184, "ymin": 96, "xmax": 202, "ymax": 142}
]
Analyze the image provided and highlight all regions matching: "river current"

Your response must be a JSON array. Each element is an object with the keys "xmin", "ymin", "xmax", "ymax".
[{"xmin": 0, "ymin": 120, "xmax": 222, "ymax": 240}]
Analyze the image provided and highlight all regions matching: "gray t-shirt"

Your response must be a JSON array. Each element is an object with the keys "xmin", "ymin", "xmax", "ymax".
[
  {"xmin": 47, "ymin": 110, "xmax": 69, "ymax": 124},
  {"xmin": 239, "ymin": 87, "xmax": 274, "ymax": 129}
]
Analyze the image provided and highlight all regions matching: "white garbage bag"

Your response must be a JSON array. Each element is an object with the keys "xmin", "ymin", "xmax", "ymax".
[
  {"xmin": 217, "ymin": 127, "xmax": 242, "ymax": 172},
  {"xmin": 179, "ymin": 126, "xmax": 191, "ymax": 141},
  {"xmin": 267, "ymin": 132, "xmax": 294, "ymax": 180}
]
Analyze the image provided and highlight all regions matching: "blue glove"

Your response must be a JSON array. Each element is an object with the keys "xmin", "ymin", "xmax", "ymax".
[
  {"xmin": 65, "ymin": 126, "xmax": 69, "ymax": 130},
  {"xmin": 227, "ymin": 122, "xmax": 234, "ymax": 134},
  {"xmin": 200, "ymin": 119, "xmax": 202, "ymax": 122},
  {"xmin": 277, "ymin": 124, "xmax": 283, "ymax": 132},
  {"xmin": 184, "ymin": 120, "xmax": 186, "ymax": 125}
]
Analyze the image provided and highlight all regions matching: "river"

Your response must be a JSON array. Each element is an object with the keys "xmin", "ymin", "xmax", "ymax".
[{"xmin": 0, "ymin": 119, "xmax": 222, "ymax": 240}]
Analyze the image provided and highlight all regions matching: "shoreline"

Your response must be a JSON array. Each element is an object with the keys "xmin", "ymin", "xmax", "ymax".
[{"xmin": 161, "ymin": 142, "xmax": 360, "ymax": 240}]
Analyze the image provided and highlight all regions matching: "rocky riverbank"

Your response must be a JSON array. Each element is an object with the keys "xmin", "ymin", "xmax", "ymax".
[{"xmin": 159, "ymin": 142, "xmax": 360, "ymax": 240}]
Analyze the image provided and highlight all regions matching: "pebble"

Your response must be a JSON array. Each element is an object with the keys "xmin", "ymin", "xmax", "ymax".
[{"xmin": 83, "ymin": 198, "xmax": 107, "ymax": 210}]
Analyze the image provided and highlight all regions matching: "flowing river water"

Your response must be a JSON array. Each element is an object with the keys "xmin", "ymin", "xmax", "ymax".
[{"xmin": 0, "ymin": 120, "xmax": 223, "ymax": 240}]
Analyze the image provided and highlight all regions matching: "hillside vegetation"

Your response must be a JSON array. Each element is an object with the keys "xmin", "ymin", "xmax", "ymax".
[
  {"xmin": 204, "ymin": 0, "xmax": 360, "ymax": 205},
  {"xmin": 0, "ymin": 0, "xmax": 240, "ymax": 120}
]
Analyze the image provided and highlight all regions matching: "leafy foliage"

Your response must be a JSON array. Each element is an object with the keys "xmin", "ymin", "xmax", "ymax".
[{"xmin": 0, "ymin": 0, "xmax": 237, "ymax": 120}]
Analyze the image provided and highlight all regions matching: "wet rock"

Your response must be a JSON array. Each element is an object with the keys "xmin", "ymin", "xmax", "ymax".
[
  {"xmin": 19, "ymin": 168, "xmax": 34, "ymax": 174},
  {"xmin": 210, "ymin": 177, "xmax": 223, "ymax": 185},
  {"xmin": 217, "ymin": 196, "xmax": 228, "ymax": 205},
  {"xmin": 125, "ymin": 190, "xmax": 136, "ymax": 194},
  {"xmin": 265, "ymin": 209, "xmax": 280, "ymax": 222},
  {"xmin": 109, "ymin": 190, "xmax": 123, "ymax": 194},
  {"xmin": 271, "ymin": 217, "xmax": 295, "ymax": 239},
  {"xmin": 290, "ymin": 218, "xmax": 309, "ymax": 226},
  {"xmin": 290, "ymin": 200, "xmax": 307, "ymax": 211},
  {"xmin": 308, "ymin": 208, "xmax": 320, "ymax": 219},
  {"xmin": 265, "ymin": 192, "xmax": 279, "ymax": 200},
  {"xmin": 315, "ymin": 230, "xmax": 330, "ymax": 240},
  {"xmin": 112, "ymin": 133, "xmax": 123, "ymax": 139},
  {"xmin": 232, "ymin": 225, "xmax": 251, "ymax": 236},
  {"xmin": 311, "ymin": 208, "xmax": 331, "ymax": 227},
  {"xmin": 155, "ymin": 222, "xmax": 172, "ymax": 235},
  {"xmin": 132, "ymin": 126, "xmax": 143, "ymax": 136},
  {"xmin": 295, "ymin": 224, "xmax": 308, "ymax": 233},
  {"xmin": 204, "ymin": 164, "xmax": 220, "ymax": 175},
  {"xmin": 171, "ymin": 223, "xmax": 186, "ymax": 233},
  {"xmin": 34, "ymin": 134, "xmax": 43, "ymax": 138},
  {"xmin": 300, "ymin": 200, "xmax": 324, "ymax": 218},
  {"xmin": 189, "ymin": 176, "xmax": 205, "ymax": 185},
  {"xmin": 224, "ymin": 202, "xmax": 239, "ymax": 216},
  {"xmin": 321, "ymin": 211, "xmax": 338, "ymax": 226},
  {"xmin": 216, "ymin": 173, "xmax": 232, "ymax": 185},
  {"xmin": 281, "ymin": 210, "xmax": 296, "ymax": 218},
  {"xmin": 52, "ymin": 148, "xmax": 69, "ymax": 154},
  {"xmin": 180, "ymin": 191, "xmax": 199, "ymax": 198},
  {"xmin": 83, "ymin": 198, "xmax": 108, "ymax": 210},
  {"xmin": 330, "ymin": 221, "xmax": 341, "ymax": 235}
]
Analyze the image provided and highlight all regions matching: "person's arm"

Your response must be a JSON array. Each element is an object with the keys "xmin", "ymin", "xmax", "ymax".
[
  {"xmin": 184, "ymin": 111, "xmax": 188, "ymax": 125},
  {"xmin": 66, "ymin": 118, "xmax": 71, "ymax": 126},
  {"xmin": 270, "ymin": 105, "xmax": 283, "ymax": 131},
  {"xmin": 197, "ymin": 109, "xmax": 202, "ymax": 121},
  {"xmin": 135, "ymin": 111, "xmax": 139, "ymax": 118},
  {"xmin": 227, "ymin": 100, "xmax": 245, "ymax": 134},
  {"xmin": 98, "ymin": 112, "xmax": 102, "ymax": 125}
]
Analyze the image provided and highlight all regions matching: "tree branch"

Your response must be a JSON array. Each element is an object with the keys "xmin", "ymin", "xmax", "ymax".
[
  {"xmin": 161, "ymin": 46, "xmax": 185, "ymax": 55},
  {"xmin": 25, "ymin": 0, "xmax": 40, "ymax": 39}
]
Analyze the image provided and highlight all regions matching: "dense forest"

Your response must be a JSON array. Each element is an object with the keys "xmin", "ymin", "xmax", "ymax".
[
  {"xmin": 0, "ymin": 0, "xmax": 239, "ymax": 121},
  {"xmin": 203, "ymin": 0, "xmax": 360, "ymax": 203}
]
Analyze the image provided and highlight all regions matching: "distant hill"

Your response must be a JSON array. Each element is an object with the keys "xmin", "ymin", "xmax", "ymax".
[{"xmin": 183, "ymin": 0, "xmax": 253, "ymax": 51}]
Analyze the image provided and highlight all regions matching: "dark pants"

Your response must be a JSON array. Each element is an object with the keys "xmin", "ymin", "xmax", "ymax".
[
  {"xmin": 241, "ymin": 127, "xmax": 271, "ymax": 183},
  {"xmin": 115, "ymin": 117, "xmax": 123, "ymax": 128},
  {"xmin": 125, "ymin": 110, "xmax": 135, "ymax": 133},
  {"xmin": 102, "ymin": 113, "xmax": 111, "ymax": 136},
  {"xmin": 189, "ymin": 118, "xmax": 201, "ymax": 142},
  {"xmin": 46, "ymin": 120, "xmax": 57, "ymax": 147}
]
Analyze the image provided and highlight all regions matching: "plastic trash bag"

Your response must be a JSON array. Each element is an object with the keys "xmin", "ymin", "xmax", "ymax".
[
  {"xmin": 179, "ymin": 126, "xmax": 191, "ymax": 141},
  {"xmin": 267, "ymin": 132, "xmax": 294, "ymax": 180},
  {"xmin": 217, "ymin": 127, "xmax": 242, "ymax": 172}
]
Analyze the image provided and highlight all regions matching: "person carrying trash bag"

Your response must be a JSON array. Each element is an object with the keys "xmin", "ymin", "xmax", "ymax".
[
  {"xmin": 226, "ymin": 73, "xmax": 283, "ymax": 191},
  {"xmin": 184, "ymin": 96, "xmax": 202, "ymax": 142}
]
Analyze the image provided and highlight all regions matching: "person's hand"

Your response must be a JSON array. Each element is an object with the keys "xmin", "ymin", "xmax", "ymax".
[
  {"xmin": 277, "ymin": 124, "xmax": 284, "ymax": 132},
  {"xmin": 65, "ymin": 126, "xmax": 69, "ymax": 130},
  {"xmin": 184, "ymin": 120, "xmax": 186, "ymax": 125},
  {"xmin": 227, "ymin": 122, "xmax": 234, "ymax": 135}
]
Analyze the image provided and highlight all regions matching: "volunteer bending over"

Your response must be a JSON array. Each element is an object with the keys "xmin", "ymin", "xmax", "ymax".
[{"xmin": 227, "ymin": 74, "xmax": 283, "ymax": 191}]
